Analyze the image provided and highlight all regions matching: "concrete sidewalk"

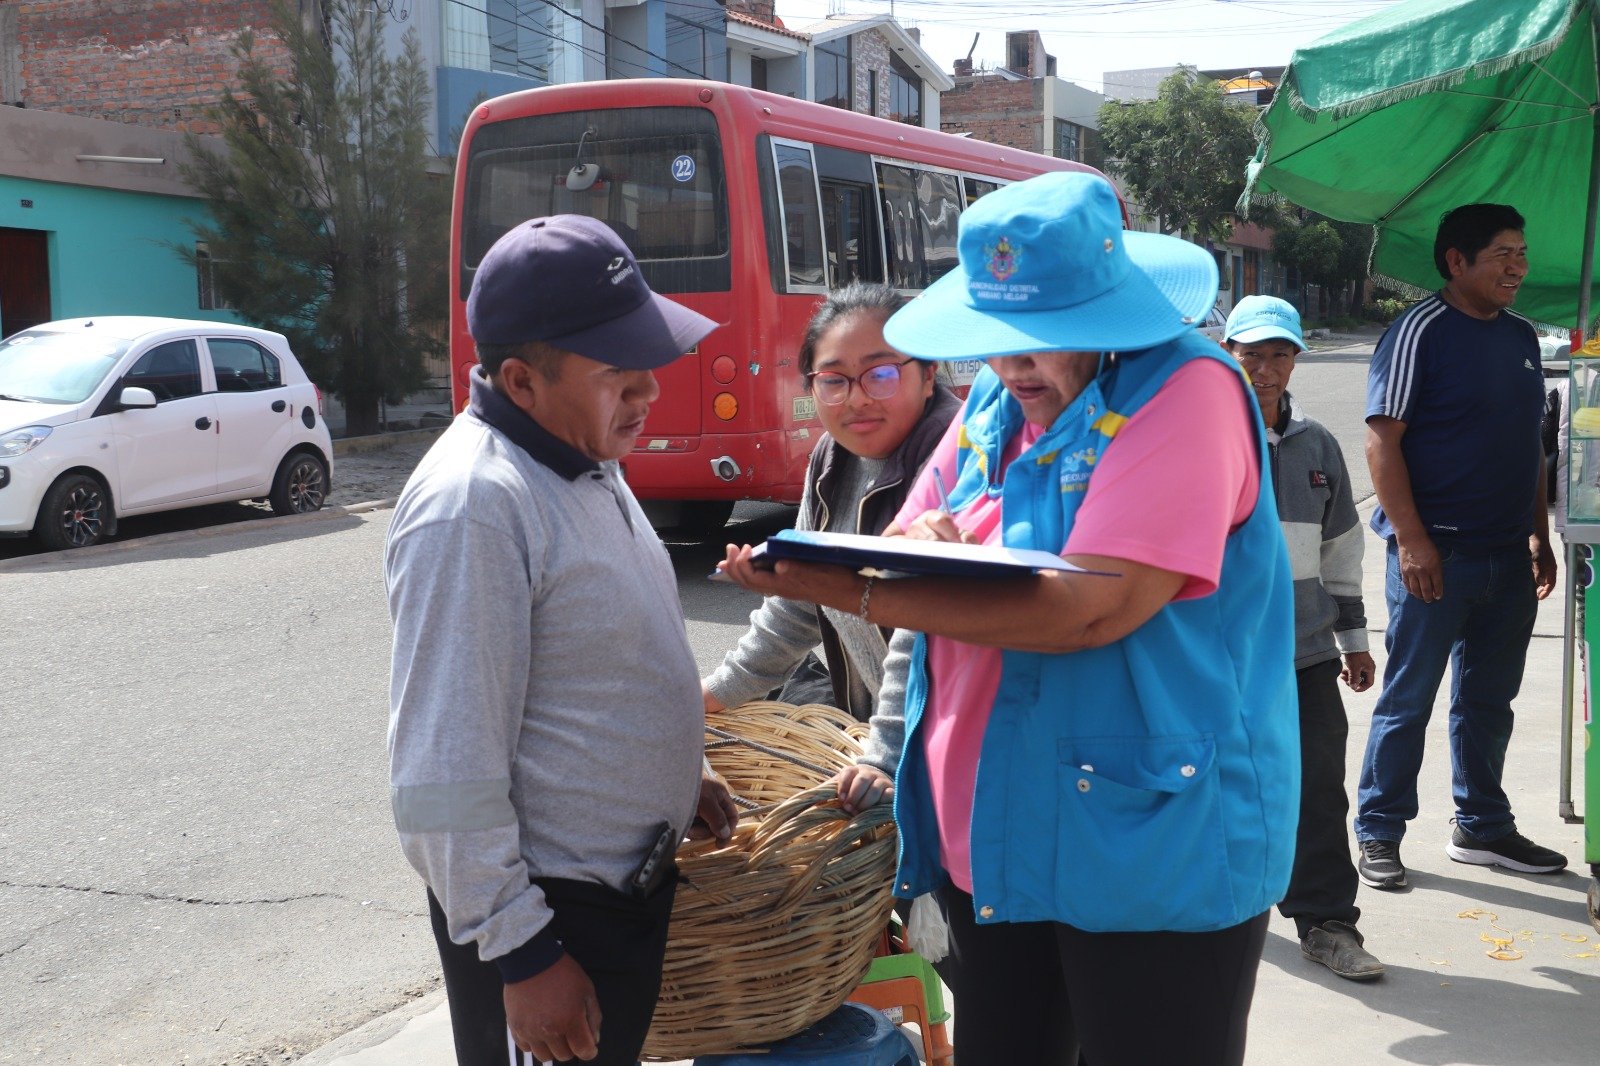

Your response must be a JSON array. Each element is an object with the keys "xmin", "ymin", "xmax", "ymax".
[{"xmin": 302, "ymin": 513, "xmax": 1600, "ymax": 1065}]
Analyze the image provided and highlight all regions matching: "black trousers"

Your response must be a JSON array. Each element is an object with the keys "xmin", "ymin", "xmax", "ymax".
[
  {"xmin": 1277, "ymin": 658, "xmax": 1361, "ymax": 939},
  {"xmin": 937, "ymin": 881, "xmax": 1268, "ymax": 1066},
  {"xmin": 427, "ymin": 874, "xmax": 676, "ymax": 1066}
]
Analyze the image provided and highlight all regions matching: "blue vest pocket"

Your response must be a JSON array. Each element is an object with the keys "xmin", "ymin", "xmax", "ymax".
[{"xmin": 1054, "ymin": 734, "xmax": 1236, "ymax": 931}]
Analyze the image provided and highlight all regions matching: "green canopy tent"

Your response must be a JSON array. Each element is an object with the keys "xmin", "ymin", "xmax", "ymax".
[{"xmin": 1242, "ymin": 0, "xmax": 1600, "ymax": 333}]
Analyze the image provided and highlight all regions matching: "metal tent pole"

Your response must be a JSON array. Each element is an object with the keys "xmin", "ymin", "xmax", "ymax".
[{"xmin": 1579, "ymin": 5, "xmax": 1600, "ymax": 339}]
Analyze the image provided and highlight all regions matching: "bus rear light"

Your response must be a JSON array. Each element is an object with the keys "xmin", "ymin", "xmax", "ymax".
[
  {"xmin": 711, "ymin": 355, "xmax": 736, "ymax": 384},
  {"xmin": 710, "ymin": 456, "xmax": 741, "ymax": 482},
  {"xmin": 712, "ymin": 392, "xmax": 738, "ymax": 420}
]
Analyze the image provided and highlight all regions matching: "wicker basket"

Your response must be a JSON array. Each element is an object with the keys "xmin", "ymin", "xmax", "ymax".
[{"xmin": 640, "ymin": 701, "xmax": 898, "ymax": 1061}]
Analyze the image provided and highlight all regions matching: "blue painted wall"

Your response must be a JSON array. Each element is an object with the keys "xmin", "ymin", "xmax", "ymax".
[{"xmin": 0, "ymin": 176, "xmax": 241, "ymax": 333}]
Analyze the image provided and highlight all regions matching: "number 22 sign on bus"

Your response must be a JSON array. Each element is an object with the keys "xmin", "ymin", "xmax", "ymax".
[{"xmin": 452, "ymin": 79, "xmax": 1121, "ymax": 535}]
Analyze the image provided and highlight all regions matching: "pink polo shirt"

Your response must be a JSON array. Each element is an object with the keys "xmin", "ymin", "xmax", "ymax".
[{"xmin": 892, "ymin": 359, "xmax": 1259, "ymax": 890}]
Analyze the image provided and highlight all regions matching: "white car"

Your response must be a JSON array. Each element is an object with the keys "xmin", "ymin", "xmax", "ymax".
[
  {"xmin": 0, "ymin": 317, "xmax": 333, "ymax": 550},
  {"xmin": 1199, "ymin": 302, "xmax": 1228, "ymax": 345},
  {"xmin": 1538, "ymin": 328, "xmax": 1573, "ymax": 376}
]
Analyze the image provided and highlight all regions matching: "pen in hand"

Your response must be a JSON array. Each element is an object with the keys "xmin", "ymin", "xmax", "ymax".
[{"xmin": 933, "ymin": 468, "xmax": 954, "ymax": 516}]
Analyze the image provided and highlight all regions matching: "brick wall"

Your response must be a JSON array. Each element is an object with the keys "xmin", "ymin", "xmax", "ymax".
[
  {"xmin": 13, "ymin": 0, "xmax": 290, "ymax": 134},
  {"xmin": 940, "ymin": 76, "xmax": 1041, "ymax": 153}
]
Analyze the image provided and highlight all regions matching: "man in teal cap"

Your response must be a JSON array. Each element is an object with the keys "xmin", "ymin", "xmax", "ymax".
[{"xmin": 1225, "ymin": 295, "xmax": 1384, "ymax": 981}]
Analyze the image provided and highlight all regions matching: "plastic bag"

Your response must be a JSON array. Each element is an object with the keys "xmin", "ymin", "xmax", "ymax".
[{"xmin": 906, "ymin": 893, "xmax": 950, "ymax": 963}]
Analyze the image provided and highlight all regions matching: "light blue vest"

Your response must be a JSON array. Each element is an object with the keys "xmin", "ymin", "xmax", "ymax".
[{"xmin": 892, "ymin": 331, "xmax": 1299, "ymax": 933}]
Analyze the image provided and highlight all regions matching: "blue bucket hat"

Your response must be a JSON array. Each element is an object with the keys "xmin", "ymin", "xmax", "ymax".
[
  {"xmin": 883, "ymin": 172, "xmax": 1218, "ymax": 359},
  {"xmin": 1223, "ymin": 295, "xmax": 1305, "ymax": 351},
  {"xmin": 467, "ymin": 215, "xmax": 716, "ymax": 369}
]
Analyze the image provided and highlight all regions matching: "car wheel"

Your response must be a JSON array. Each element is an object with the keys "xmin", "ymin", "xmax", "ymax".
[
  {"xmin": 269, "ymin": 450, "xmax": 329, "ymax": 516},
  {"xmin": 34, "ymin": 473, "xmax": 111, "ymax": 550}
]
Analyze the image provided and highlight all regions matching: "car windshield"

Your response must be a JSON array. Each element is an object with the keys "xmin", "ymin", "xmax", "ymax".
[{"xmin": 0, "ymin": 329, "xmax": 130, "ymax": 404}]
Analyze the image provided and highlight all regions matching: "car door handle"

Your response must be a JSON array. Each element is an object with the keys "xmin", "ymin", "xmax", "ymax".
[
  {"xmin": 195, "ymin": 417, "xmax": 212, "ymax": 430},
  {"xmin": 271, "ymin": 399, "xmax": 287, "ymax": 413}
]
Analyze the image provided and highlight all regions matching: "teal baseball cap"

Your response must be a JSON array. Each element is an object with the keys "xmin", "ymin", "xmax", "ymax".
[
  {"xmin": 1224, "ymin": 295, "xmax": 1305, "ymax": 351},
  {"xmin": 882, "ymin": 171, "xmax": 1218, "ymax": 359}
]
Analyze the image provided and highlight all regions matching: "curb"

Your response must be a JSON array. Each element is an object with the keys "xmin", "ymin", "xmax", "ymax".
[
  {"xmin": 293, "ymin": 990, "xmax": 448, "ymax": 1066},
  {"xmin": 0, "ymin": 497, "xmax": 399, "ymax": 572},
  {"xmin": 333, "ymin": 425, "xmax": 445, "ymax": 457}
]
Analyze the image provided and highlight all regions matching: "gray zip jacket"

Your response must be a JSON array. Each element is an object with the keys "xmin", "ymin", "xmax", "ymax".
[
  {"xmin": 1272, "ymin": 392, "xmax": 1369, "ymax": 668},
  {"xmin": 385, "ymin": 374, "xmax": 702, "ymax": 980}
]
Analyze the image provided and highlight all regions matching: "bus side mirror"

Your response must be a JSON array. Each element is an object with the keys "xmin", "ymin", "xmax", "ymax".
[{"xmin": 566, "ymin": 163, "xmax": 600, "ymax": 192}]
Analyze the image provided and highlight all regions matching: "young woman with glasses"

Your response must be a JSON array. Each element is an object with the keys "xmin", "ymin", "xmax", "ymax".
[{"xmin": 701, "ymin": 281, "xmax": 961, "ymax": 809}]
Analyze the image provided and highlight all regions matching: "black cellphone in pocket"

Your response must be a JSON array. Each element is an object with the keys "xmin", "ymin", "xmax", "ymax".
[{"xmin": 628, "ymin": 820, "xmax": 677, "ymax": 901}]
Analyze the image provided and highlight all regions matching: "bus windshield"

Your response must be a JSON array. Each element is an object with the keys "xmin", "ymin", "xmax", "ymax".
[{"xmin": 462, "ymin": 107, "xmax": 729, "ymax": 293}]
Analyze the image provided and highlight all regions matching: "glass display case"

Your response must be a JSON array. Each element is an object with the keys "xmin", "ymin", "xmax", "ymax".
[{"xmin": 1569, "ymin": 337, "xmax": 1600, "ymax": 531}]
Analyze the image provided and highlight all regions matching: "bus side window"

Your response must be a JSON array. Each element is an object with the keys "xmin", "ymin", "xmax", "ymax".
[
  {"xmin": 773, "ymin": 143, "xmax": 827, "ymax": 290},
  {"xmin": 919, "ymin": 171, "xmax": 962, "ymax": 284},
  {"xmin": 964, "ymin": 177, "xmax": 999, "ymax": 207},
  {"xmin": 877, "ymin": 163, "xmax": 923, "ymax": 290},
  {"xmin": 819, "ymin": 180, "xmax": 883, "ymax": 285}
]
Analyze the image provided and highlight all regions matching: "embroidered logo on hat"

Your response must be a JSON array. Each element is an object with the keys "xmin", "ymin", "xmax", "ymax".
[{"xmin": 986, "ymin": 237, "xmax": 1019, "ymax": 282}]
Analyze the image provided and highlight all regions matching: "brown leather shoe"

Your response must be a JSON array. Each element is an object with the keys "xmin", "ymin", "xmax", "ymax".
[{"xmin": 1301, "ymin": 921, "xmax": 1385, "ymax": 981}]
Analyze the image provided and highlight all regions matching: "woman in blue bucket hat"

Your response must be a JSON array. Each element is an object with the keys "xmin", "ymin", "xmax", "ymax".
[{"xmin": 718, "ymin": 171, "xmax": 1297, "ymax": 1065}]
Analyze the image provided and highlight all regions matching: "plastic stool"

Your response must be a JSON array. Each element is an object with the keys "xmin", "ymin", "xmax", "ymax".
[
  {"xmin": 847, "ymin": 975, "xmax": 953, "ymax": 1066},
  {"xmin": 692, "ymin": 1002, "xmax": 919, "ymax": 1065}
]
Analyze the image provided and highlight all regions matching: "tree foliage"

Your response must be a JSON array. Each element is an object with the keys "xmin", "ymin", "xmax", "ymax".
[
  {"xmin": 180, "ymin": 0, "xmax": 449, "ymax": 436},
  {"xmin": 1272, "ymin": 211, "xmax": 1375, "ymax": 317},
  {"xmin": 1097, "ymin": 67, "xmax": 1259, "ymax": 242}
]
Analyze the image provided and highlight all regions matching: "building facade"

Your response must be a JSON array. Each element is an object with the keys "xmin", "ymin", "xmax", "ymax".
[
  {"xmin": 0, "ymin": 106, "xmax": 243, "ymax": 334},
  {"xmin": 1, "ymin": 0, "xmax": 290, "ymax": 134},
  {"xmin": 940, "ymin": 34, "xmax": 1104, "ymax": 169},
  {"xmin": 724, "ymin": 7, "xmax": 950, "ymax": 129}
]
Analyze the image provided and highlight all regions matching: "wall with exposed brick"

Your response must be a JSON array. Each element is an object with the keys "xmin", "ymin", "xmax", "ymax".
[
  {"xmin": 850, "ymin": 27, "xmax": 888, "ymax": 116},
  {"xmin": 11, "ymin": 0, "xmax": 290, "ymax": 134},
  {"xmin": 940, "ymin": 75, "xmax": 1041, "ymax": 153}
]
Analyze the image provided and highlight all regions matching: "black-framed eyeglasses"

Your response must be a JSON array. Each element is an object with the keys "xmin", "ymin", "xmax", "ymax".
[{"xmin": 806, "ymin": 359, "xmax": 917, "ymax": 405}]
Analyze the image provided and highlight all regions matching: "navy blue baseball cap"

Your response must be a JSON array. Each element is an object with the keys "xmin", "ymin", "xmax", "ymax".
[{"xmin": 467, "ymin": 215, "xmax": 716, "ymax": 369}]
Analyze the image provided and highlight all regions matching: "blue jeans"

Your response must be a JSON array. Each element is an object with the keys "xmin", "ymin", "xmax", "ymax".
[{"xmin": 1354, "ymin": 539, "xmax": 1536, "ymax": 844}]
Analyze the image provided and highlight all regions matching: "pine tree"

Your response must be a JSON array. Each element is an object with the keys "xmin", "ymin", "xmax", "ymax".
[{"xmin": 180, "ymin": 0, "xmax": 449, "ymax": 436}]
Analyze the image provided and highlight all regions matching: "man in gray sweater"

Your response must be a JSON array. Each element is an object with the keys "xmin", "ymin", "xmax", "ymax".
[
  {"xmin": 1226, "ymin": 296, "xmax": 1384, "ymax": 982},
  {"xmin": 386, "ymin": 215, "xmax": 734, "ymax": 1065}
]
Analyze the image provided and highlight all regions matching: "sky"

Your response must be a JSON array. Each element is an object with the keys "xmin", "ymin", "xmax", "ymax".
[{"xmin": 773, "ymin": 0, "xmax": 1407, "ymax": 94}]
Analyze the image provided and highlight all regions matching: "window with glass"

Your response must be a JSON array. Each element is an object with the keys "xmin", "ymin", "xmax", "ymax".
[
  {"xmin": 820, "ymin": 180, "xmax": 882, "ymax": 285},
  {"xmin": 666, "ymin": 14, "xmax": 711, "ymax": 79},
  {"xmin": 888, "ymin": 52, "xmax": 921, "ymax": 126},
  {"xmin": 964, "ymin": 178, "xmax": 1000, "ymax": 207},
  {"xmin": 817, "ymin": 38, "xmax": 851, "ymax": 111},
  {"xmin": 878, "ymin": 163, "xmax": 961, "ymax": 289},
  {"xmin": 208, "ymin": 339, "xmax": 284, "ymax": 393},
  {"xmin": 0, "ymin": 330, "xmax": 128, "ymax": 405},
  {"xmin": 196, "ymin": 242, "xmax": 232, "ymax": 311},
  {"xmin": 1055, "ymin": 120, "xmax": 1104, "ymax": 169},
  {"xmin": 464, "ymin": 108, "xmax": 730, "ymax": 293},
  {"xmin": 774, "ymin": 143, "xmax": 826, "ymax": 290},
  {"xmin": 445, "ymin": 0, "xmax": 583, "ymax": 84},
  {"xmin": 124, "ymin": 340, "xmax": 203, "ymax": 403}
]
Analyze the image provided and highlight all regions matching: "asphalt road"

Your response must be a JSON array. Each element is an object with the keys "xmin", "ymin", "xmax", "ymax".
[{"xmin": 0, "ymin": 336, "xmax": 1385, "ymax": 1064}]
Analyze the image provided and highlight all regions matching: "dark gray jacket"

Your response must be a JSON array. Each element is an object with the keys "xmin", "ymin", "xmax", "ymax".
[{"xmin": 1271, "ymin": 392, "xmax": 1369, "ymax": 669}]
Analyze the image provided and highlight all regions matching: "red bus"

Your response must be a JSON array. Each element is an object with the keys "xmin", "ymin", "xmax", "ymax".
[{"xmin": 451, "ymin": 78, "xmax": 1115, "ymax": 533}]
